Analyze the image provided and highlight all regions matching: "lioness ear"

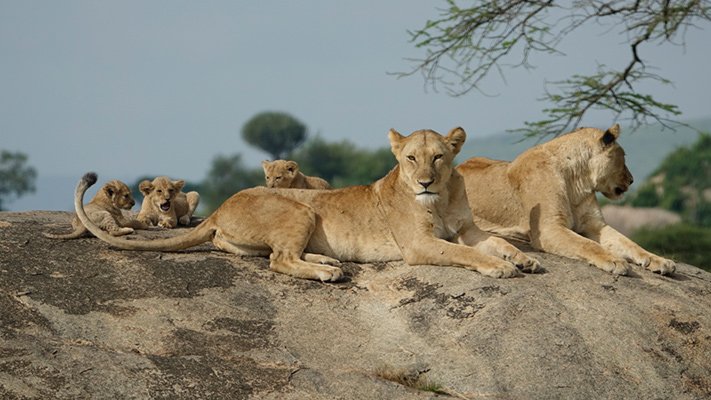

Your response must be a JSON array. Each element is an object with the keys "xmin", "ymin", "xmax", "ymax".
[
  {"xmin": 602, "ymin": 124, "xmax": 620, "ymax": 145},
  {"xmin": 446, "ymin": 127, "xmax": 466, "ymax": 155},
  {"xmin": 172, "ymin": 180, "xmax": 185, "ymax": 191},
  {"xmin": 286, "ymin": 161, "xmax": 298, "ymax": 173},
  {"xmin": 139, "ymin": 180, "xmax": 153, "ymax": 196},
  {"xmin": 388, "ymin": 128, "xmax": 405, "ymax": 156}
]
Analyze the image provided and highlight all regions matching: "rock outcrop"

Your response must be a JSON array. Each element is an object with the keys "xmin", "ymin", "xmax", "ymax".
[{"xmin": 1, "ymin": 211, "xmax": 710, "ymax": 399}]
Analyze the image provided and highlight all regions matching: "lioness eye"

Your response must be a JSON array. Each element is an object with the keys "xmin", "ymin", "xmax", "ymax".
[
  {"xmin": 407, "ymin": 155, "xmax": 416, "ymax": 161},
  {"xmin": 434, "ymin": 154, "xmax": 443, "ymax": 161}
]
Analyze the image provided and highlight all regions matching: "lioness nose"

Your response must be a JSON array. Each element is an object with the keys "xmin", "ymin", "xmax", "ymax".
[{"xmin": 419, "ymin": 179, "xmax": 434, "ymax": 189}]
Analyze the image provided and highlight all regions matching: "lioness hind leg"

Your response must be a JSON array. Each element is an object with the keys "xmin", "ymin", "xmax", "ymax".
[
  {"xmin": 459, "ymin": 224, "xmax": 540, "ymax": 273},
  {"xmin": 303, "ymin": 253, "xmax": 341, "ymax": 266},
  {"xmin": 475, "ymin": 236, "xmax": 541, "ymax": 273},
  {"xmin": 270, "ymin": 251, "xmax": 342, "ymax": 282}
]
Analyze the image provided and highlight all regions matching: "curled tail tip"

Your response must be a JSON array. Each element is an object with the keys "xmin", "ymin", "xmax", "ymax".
[{"xmin": 82, "ymin": 172, "xmax": 98, "ymax": 187}]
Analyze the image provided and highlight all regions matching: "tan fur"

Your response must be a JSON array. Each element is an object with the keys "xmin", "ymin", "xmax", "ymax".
[
  {"xmin": 262, "ymin": 160, "xmax": 331, "ymax": 189},
  {"xmin": 137, "ymin": 176, "xmax": 200, "ymax": 228},
  {"xmin": 73, "ymin": 128, "xmax": 540, "ymax": 282},
  {"xmin": 43, "ymin": 180, "xmax": 146, "ymax": 239},
  {"xmin": 457, "ymin": 124, "xmax": 676, "ymax": 275}
]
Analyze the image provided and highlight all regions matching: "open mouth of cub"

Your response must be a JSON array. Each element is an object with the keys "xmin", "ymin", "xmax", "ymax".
[
  {"xmin": 160, "ymin": 201, "xmax": 171, "ymax": 212},
  {"xmin": 614, "ymin": 187, "xmax": 627, "ymax": 196}
]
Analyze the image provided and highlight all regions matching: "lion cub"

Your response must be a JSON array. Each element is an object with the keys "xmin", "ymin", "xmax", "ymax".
[
  {"xmin": 44, "ymin": 180, "xmax": 146, "ymax": 239},
  {"xmin": 137, "ymin": 176, "xmax": 200, "ymax": 228},
  {"xmin": 262, "ymin": 160, "xmax": 331, "ymax": 189}
]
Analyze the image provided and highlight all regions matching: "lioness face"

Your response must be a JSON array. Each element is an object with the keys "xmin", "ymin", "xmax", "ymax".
[
  {"xmin": 140, "ymin": 177, "xmax": 185, "ymax": 213},
  {"xmin": 389, "ymin": 127, "xmax": 466, "ymax": 204},
  {"xmin": 590, "ymin": 125, "xmax": 634, "ymax": 200},
  {"xmin": 262, "ymin": 160, "xmax": 298, "ymax": 188},
  {"xmin": 105, "ymin": 180, "xmax": 136, "ymax": 210}
]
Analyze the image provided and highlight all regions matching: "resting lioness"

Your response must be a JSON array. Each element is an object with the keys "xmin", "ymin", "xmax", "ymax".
[
  {"xmin": 74, "ymin": 128, "xmax": 540, "ymax": 281},
  {"xmin": 262, "ymin": 160, "xmax": 331, "ymax": 189},
  {"xmin": 457, "ymin": 124, "xmax": 676, "ymax": 276},
  {"xmin": 43, "ymin": 179, "xmax": 146, "ymax": 239}
]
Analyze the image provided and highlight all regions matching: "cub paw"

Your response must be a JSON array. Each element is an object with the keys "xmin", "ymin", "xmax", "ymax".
[
  {"xmin": 112, "ymin": 227, "xmax": 134, "ymax": 236},
  {"xmin": 179, "ymin": 216, "xmax": 191, "ymax": 226},
  {"xmin": 646, "ymin": 256, "xmax": 676, "ymax": 275},
  {"xmin": 158, "ymin": 220, "xmax": 176, "ymax": 229}
]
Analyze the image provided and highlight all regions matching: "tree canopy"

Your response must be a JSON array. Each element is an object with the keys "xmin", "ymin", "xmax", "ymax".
[
  {"xmin": 401, "ymin": 0, "xmax": 711, "ymax": 138},
  {"xmin": 241, "ymin": 112, "xmax": 307, "ymax": 160},
  {"xmin": 0, "ymin": 150, "xmax": 37, "ymax": 211}
]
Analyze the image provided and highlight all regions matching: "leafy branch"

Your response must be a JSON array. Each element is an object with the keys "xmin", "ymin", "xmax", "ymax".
[{"xmin": 399, "ymin": 0, "xmax": 711, "ymax": 137}]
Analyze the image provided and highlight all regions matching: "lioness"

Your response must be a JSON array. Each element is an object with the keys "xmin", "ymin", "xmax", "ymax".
[
  {"xmin": 43, "ymin": 180, "xmax": 146, "ymax": 239},
  {"xmin": 74, "ymin": 128, "xmax": 540, "ymax": 281},
  {"xmin": 262, "ymin": 160, "xmax": 331, "ymax": 189},
  {"xmin": 137, "ymin": 176, "xmax": 200, "ymax": 228},
  {"xmin": 457, "ymin": 124, "xmax": 676, "ymax": 275}
]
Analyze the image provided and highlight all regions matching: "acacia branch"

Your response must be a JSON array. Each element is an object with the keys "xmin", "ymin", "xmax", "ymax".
[{"xmin": 399, "ymin": 0, "xmax": 711, "ymax": 137}]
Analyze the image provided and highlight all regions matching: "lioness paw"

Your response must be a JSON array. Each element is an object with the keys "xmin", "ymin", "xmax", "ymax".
[
  {"xmin": 509, "ymin": 253, "xmax": 541, "ymax": 273},
  {"xmin": 303, "ymin": 253, "xmax": 342, "ymax": 266},
  {"xmin": 646, "ymin": 256, "xmax": 676, "ymax": 275},
  {"xmin": 478, "ymin": 261, "xmax": 520, "ymax": 278},
  {"xmin": 593, "ymin": 259, "xmax": 629, "ymax": 275},
  {"xmin": 316, "ymin": 266, "xmax": 343, "ymax": 282}
]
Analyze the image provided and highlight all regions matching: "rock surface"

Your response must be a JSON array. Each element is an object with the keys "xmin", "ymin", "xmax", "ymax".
[{"xmin": 1, "ymin": 211, "xmax": 710, "ymax": 400}]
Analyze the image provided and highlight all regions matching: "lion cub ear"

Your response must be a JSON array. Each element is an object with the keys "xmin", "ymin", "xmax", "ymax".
[
  {"xmin": 285, "ymin": 161, "xmax": 299, "ymax": 174},
  {"xmin": 104, "ymin": 182, "xmax": 117, "ymax": 197},
  {"xmin": 172, "ymin": 180, "xmax": 185, "ymax": 191},
  {"xmin": 602, "ymin": 124, "xmax": 621, "ymax": 145},
  {"xmin": 446, "ymin": 127, "xmax": 467, "ymax": 155},
  {"xmin": 139, "ymin": 180, "xmax": 153, "ymax": 196},
  {"xmin": 388, "ymin": 128, "xmax": 405, "ymax": 156}
]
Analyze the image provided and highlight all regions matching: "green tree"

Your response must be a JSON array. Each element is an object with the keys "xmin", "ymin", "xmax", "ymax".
[
  {"xmin": 401, "ymin": 0, "xmax": 711, "ymax": 138},
  {"xmin": 199, "ymin": 154, "xmax": 263, "ymax": 212},
  {"xmin": 290, "ymin": 137, "xmax": 395, "ymax": 187},
  {"xmin": 629, "ymin": 133, "xmax": 711, "ymax": 226},
  {"xmin": 0, "ymin": 150, "xmax": 37, "ymax": 211},
  {"xmin": 242, "ymin": 112, "xmax": 307, "ymax": 160}
]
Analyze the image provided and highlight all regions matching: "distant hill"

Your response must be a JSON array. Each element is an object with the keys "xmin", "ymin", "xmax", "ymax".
[{"xmin": 459, "ymin": 118, "xmax": 711, "ymax": 188}]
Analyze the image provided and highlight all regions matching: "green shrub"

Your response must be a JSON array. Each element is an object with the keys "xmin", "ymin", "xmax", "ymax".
[{"xmin": 632, "ymin": 224, "xmax": 711, "ymax": 272}]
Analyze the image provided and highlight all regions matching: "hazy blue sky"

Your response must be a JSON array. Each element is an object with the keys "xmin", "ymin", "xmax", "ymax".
[{"xmin": 2, "ymin": 1, "xmax": 710, "ymax": 211}]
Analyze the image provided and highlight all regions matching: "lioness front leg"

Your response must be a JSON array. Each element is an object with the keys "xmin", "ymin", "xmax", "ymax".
[
  {"xmin": 404, "ymin": 238, "xmax": 520, "ymax": 278},
  {"xmin": 458, "ymin": 224, "xmax": 540, "ymax": 273},
  {"xmin": 535, "ymin": 224, "xmax": 628, "ymax": 275},
  {"xmin": 597, "ymin": 225, "xmax": 675, "ymax": 275}
]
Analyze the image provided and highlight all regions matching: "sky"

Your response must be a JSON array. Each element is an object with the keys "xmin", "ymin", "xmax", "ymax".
[{"xmin": 1, "ymin": 1, "xmax": 710, "ymax": 211}]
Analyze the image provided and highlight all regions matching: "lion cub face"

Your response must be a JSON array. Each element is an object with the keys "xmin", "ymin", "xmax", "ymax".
[
  {"xmin": 139, "ymin": 177, "xmax": 185, "ymax": 214},
  {"xmin": 105, "ymin": 180, "xmax": 137, "ymax": 210},
  {"xmin": 262, "ymin": 160, "xmax": 299, "ymax": 188},
  {"xmin": 389, "ymin": 127, "xmax": 466, "ymax": 205},
  {"xmin": 589, "ymin": 124, "xmax": 634, "ymax": 200}
]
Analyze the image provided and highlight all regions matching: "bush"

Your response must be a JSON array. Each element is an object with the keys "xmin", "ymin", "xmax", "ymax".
[{"xmin": 632, "ymin": 224, "xmax": 711, "ymax": 272}]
